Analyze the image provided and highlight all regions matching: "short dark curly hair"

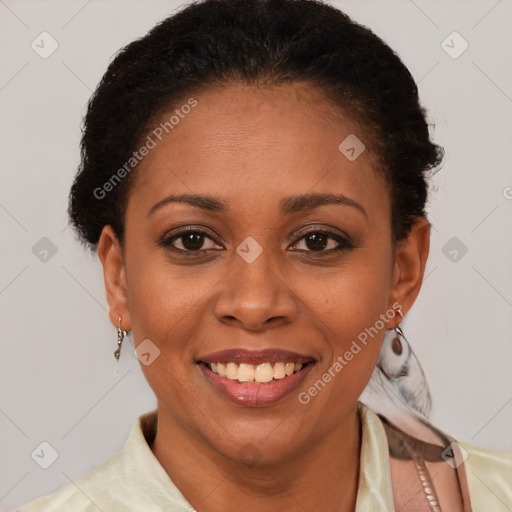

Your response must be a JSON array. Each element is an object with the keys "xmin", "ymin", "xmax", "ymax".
[{"xmin": 68, "ymin": 0, "xmax": 443, "ymax": 250}]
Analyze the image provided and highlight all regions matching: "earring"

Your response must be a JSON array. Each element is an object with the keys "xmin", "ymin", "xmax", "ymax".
[
  {"xmin": 391, "ymin": 308, "xmax": 405, "ymax": 356},
  {"xmin": 114, "ymin": 316, "xmax": 127, "ymax": 361}
]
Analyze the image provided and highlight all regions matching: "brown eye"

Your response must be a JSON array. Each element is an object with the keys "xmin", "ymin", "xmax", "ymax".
[
  {"xmin": 304, "ymin": 233, "xmax": 329, "ymax": 251},
  {"xmin": 159, "ymin": 228, "xmax": 222, "ymax": 253},
  {"xmin": 291, "ymin": 230, "xmax": 354, "ymax": 254},
  {"xmin": 179, "ymin": 232, "xmax": 207, "ymax": 251}
]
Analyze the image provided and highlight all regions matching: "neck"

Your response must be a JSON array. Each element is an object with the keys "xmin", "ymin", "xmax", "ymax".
[{"xmin": 150, "ymin": 404, "xmax": 362, "ymax": 512}]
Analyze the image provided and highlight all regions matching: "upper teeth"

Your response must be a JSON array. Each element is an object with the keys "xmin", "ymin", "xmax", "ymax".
[{"xmin": 209, "ymin": 361, "xmax": 303, "ymax": 383}]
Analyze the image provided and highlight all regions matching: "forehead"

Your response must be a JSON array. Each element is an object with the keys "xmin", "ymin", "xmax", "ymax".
[{"xmin": 128, "ymin": 82, "xmax": 389, "ymax": 223}]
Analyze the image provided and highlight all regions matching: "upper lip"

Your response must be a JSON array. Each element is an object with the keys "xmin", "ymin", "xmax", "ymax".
[{"xmin": 198, "ymin": 348, "xmax": 315, "ymax": 365}]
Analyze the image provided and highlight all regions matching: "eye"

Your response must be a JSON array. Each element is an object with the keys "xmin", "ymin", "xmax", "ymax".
[
  {"xmin": 159, "ymin": 227, "xmax": 354, "ymax": 255},
  {"xmin": 159, "ymin": 227, "xmax": 222, "ymax": 254},
  {"xmin": 290, "ymin": 230, "xmax": 354, "ymax": 254}
]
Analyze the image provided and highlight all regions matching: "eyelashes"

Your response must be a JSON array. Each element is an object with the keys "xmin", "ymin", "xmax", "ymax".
[
  {"xmin": 290, "ymin": 230, "xmax": 354, "ymax": 253},
  {"xmin": 158, "ymin": 226, "xmax": 355, "ymax": 257},
  {"xmin": 160, "ymin": 228, "xmax": 222, "ymax": 254}
]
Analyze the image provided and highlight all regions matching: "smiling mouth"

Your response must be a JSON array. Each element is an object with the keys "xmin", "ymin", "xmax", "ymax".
[
  {"xmin": 197, "ymin": 348, "xmax": 316, "ymax": 405},
  {"xmin": 200, "ymin": 360, "xmax": 314, "ymax": 384}
]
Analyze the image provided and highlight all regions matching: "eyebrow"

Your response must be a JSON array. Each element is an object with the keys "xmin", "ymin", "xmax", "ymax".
[{"xmin": 148, "ymin": 192, "xmax": 367, "ymax": 219}]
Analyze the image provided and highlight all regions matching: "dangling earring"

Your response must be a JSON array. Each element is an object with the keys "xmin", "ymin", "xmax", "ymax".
[
  {"xmin": 391, "ymin": 308, "xmax": 405, "ymax": 356},
  {"xmin": 114, "ymin": 316, "xmax": 127, "ymax": 361}
]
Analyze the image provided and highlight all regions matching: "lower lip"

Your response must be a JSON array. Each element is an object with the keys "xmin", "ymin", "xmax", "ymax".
[{"xmin": 199, "ymin": 363, "xmax": 315, "ymax": 407}]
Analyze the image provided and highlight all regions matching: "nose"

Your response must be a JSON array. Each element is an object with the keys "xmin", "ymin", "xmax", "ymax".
[{"xmin": 212, "ymin": 253, "xmax": 299, "ymax": 332}]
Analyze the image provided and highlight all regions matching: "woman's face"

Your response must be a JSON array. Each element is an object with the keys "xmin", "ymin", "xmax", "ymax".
[{"xmin": 99, "ymin": 81, "xmax": 428, "ymax": 463}]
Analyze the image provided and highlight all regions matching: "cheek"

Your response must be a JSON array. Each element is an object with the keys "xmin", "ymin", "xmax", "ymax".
[
  {"xmin": 299, "ymin": 287, "xmax": 388, "ymax": 415},
  {"xmin": 307, "ymin": 253, "xmax": 393, "ymax": 338},
  {"xmin": 124, "ymin": 250, "xmax": 225, "ymax": 381},
  {"xmin": 124, "ymin": 228, "xmax": 189, "ymax": 305},
  {"xmin": 126, "ymin": 260, "xmax": 202, "ymax": 345},
  {"xmin": 124, "ymin": 258, "xmax": 207, "ymax": 413},
  {"xmin": 123, "ymin": 242, "xmax": 168, "ymax": 328},
  {"xmin": 302, "ymin": 252, "xmax": 392, "ymax": 394}
]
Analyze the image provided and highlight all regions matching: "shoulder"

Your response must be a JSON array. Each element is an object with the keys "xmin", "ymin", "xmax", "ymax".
[
  {"xmin": 17, "ymin": 410, "xmax": 192, "ymax": 511},
  {"xmin": 16, "ymin": 410, "xmax": 172, "ymax": 512},
  {"xmin": 17, "ymin": 449, "xmax": 126, "ymax": 511},
  {"xmin": 461, "ymin": 439, "xmax": 512, "ymax": 472},
  {"xmin": 457, "ymin": 439, "xmax": 512, "ymax": 511},
  {"xmin": 359, "ymin": 402, "xmax": 512, "ymax": 511}
]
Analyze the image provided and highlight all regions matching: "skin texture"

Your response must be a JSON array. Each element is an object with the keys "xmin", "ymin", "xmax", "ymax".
[{"xmin": 98, "ymin": 81, "xmax": 430, "ymax": 512}]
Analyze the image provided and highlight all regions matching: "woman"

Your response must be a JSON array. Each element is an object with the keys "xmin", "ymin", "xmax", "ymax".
[{"xmin": 19, "ymin": 0, "xmax": 511, "ymax": 510}]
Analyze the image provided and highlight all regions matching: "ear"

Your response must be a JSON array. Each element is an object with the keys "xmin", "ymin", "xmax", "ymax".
[
  {"xmin": 97, "ymin": 225, "xmax": 131, "ymax": 331},
  {"xmin": 388, "ymin": 217, "xmax": 430, "ymax": 318}
]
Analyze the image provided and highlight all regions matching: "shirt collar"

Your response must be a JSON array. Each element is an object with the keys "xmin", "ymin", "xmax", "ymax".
[
  {"xmin": 121, "ymin": 409, "xmax": 193, "ymax": 509},
  {"xmin": 355, "ymin": 402, "xmax": 395, "ymax": 510},
  {"xmin": 121, "ymin": 402, "xmax": 394, "ymax": 510}
]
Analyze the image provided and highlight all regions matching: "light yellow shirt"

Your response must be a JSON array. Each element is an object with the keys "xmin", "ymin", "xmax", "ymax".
[{"xmin": 18, "ymin": 403, "xmax": 512, "ymax": 511}]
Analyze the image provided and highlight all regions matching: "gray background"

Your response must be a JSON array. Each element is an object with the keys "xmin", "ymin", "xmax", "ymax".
[{"xmin": 1, "ymin": 0, "xmax": 511, "ymax": 510}]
